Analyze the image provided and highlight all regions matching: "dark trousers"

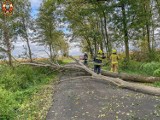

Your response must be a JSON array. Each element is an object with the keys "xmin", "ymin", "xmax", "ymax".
[
  {"xmin": 84, "ymin": 60, "xmax": 88, "ymax": 65},
  {"xmin": 94, "ymin": 65, "xmax": 101, "ymax": 74}
]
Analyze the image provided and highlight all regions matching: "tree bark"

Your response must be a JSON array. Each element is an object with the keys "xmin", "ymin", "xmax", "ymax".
[
  {"xmin": 86, "ymin": 38, "xmax": 93, "ymax": 58},
  {"xmin": 143, "ymin": 0, "xmax": 151, "ymax": 54},
  {"xmin": 49, "ymin": 44, "xmax": 53, "ymax": 61},
  {"xmin": 100, "ymin": 17, "xmax": 108, "ymax": 53},
  {"xmin": 97, "ymin": 20, "xmax": 103, "ymax": 51},
  {"xmin": 26, "ymin": 37, "xmax": 33, "ymax": 62},
  {"xmin": 70, "ymin": 57, "xmax": 160, "ymax": 96},
  {"xmin": 101, "ymin": 70, "xmax": 160, "ymax": 83},
  {"xmin": 94, "ymin": 37, "xmax": 97, "ymax": 55},
  {"xmin": 102, "ymin": 11, "xmax": 111, "ymax": 57},
  {"xmin": 22, "ymin": 57, "xmax": 160, "ymax": 96},
  {"xmin": 4, "ymin": 16, "xmax": 12, "ymax": 66},
  {"xmin": 146, "ymin": 24, "xmax": 151, "ymax": 53},
  {"xmin": 121, "ymin": 4, "xmax": 129, "ymax": 62},
  {"xmin": 22, "ymin": 17, "xmax": 33, "ymax": 62}
]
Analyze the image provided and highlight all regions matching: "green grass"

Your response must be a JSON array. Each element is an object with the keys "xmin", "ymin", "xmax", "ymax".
[
  {"xmin": 100, "ymin": 60, "xmax": 160, "ymax": 87},
  {"xmin": 0, "ymin": 64, "xmax": 58, "ymax": 120}
]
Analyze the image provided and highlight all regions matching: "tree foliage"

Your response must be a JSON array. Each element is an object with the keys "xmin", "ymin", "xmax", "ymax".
[
  {"xmin": 36, "ymin": 0, "xmax": 69, "ymax": 60},
  {"xmin": 60, "ymin": 0, "xmax": 160, "ymax": 62}
]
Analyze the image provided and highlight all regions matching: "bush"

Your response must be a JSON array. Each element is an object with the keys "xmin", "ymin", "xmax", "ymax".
[
  {"xmin": 153, "ymin": 68, "xmax": 160, "ymax": 77},
  {"xmin": 0, "ymin": 88, "xmax": 18, "ymax": 120},
  {"xmin": 154, "ymin": 82, "xmax": 160, "ymax": 87},
  {"xmin": 0, "ymin": 65, "xmax": 57, "ymax": 119},
  {"xmin": 119, "ymin": 60, "xmax": 142, "ymax": 71},
  {"xmin": 0, "ymin": 65, "xmax": 55, "ymax": 91},
  {"xmin": 140, "ymin": 62, "xmax": 160, "ymax": 76},
  {"xmin": 0, "ymin": 66, "xmax": 23, "ymax": 91}
]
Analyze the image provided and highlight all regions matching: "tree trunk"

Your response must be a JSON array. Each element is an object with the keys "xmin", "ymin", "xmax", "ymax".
[
  {"xmin": 143, "ymin": 0, "xmax": 152, "ymax": 56},
  {"xmin": 22, "ymin": 17, "xmax": 33, "ymax": 62},
  {"xmin": 22, "ymin": 57, "xmax": 160, "ymax": 96},
  {"xmin": 49, "ymin": 44, "xmax": 53, "ymax": 61},
  {"xmin": 121, "ymin": 4, "xmax": 129, "ymax": 62},
  {"xmin": 97, "ymin": 20, "xmax": 103, "ymax": 51},
  {"xmin": 100, "ymin": 17, "xmax": 108, "ymax": 53},
  {"xmin": 94, "ymin": 37, "xmax": 97, "ymax": 55},
  {"xmin": 102, "ymin": 11, "xmax": 111, "ymax": 57},
  {"xmin": 97, "ymin": 3, "xmax": 108, "ymax": 54},
  {"xmin": 4, "ymin": 16, "xmax": 12, "ymax": 66},
  {"xmin": 151, "ymin": 27, "xmax": 155, "ymax": 50},
  {"xmin": 151, "ymin": 0, "xmax": 155, "ymax": 51},
  {"xmin": 86, "ymin": 38, "xmax": 93, "ymax": 58},
  {"xmin": 146, "ymin": 24, "xmax": 151, "ymax": 53},
  {"xmin": 69, "ymin": 57, "xmax": 160, "ymax": 96},
  {"xmin": 101, "ymin": 70, "xmax": 160, "ymax": 83},
  {"xmin": 26, "ymin": 37, "xmax": 33, "ymax": 62}
]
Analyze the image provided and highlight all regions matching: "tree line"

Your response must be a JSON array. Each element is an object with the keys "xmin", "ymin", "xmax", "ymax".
[
  {"xmin": 59, "ymin": 0, "xmax": 160, "ymax": 62},
  {"xmin": 0, "ymin": 0, "xmax": 160, "ymax": 66},
  {"xmin": 0, "ymin": 0, "xmax": 69, "ymax": 66}
]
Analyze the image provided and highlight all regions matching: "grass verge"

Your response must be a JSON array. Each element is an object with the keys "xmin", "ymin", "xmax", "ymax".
[{"xmin": 0, "ymin": 64, "xmax": 58, "ymax": 120}]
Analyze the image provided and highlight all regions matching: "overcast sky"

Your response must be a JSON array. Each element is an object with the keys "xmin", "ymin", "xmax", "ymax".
[{"xmin": 13, "ymin": 0, "xmax": 81, "ymax": 58}]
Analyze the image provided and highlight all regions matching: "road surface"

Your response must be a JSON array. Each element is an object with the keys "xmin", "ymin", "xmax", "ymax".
[{"xmin": 46, "ymin": 70, "xmax": 160, "ymax": 120}]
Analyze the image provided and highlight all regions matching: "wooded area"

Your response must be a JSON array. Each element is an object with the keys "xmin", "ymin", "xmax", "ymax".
[
  {"xmin": 0, "ymin": 0, "xmax": 159, "ymax": 93},
  {"xmin": 0, "ymin": 0, "xmax": 160, "ymax": 65},
  {"xmin": 0, "ymin": 0, "xmax": 160, "ymax": 119}
]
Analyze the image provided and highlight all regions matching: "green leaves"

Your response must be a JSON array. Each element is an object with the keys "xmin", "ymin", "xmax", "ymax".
[
  {"xmin": 0, "ymin": 64, "xmax": 57, "ymax": 119},
  {"xmin": 140, "ymin": 62, "xmax": 160, "ymax": 75},
  {"xmin": 36, "ymin": 0, "xmax": 69, "ymax": 59}
]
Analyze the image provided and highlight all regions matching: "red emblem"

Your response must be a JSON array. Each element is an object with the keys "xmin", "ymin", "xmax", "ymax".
[{"xmin": 2, "ymin": 0, "xmax": 13, "ymax": 15}]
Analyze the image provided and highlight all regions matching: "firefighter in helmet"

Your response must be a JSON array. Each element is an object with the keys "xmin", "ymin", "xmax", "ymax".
[
  {"xmin": 110, "ymin": 49, "xmax": 119, "ymax": 72},
  {"xmin": 93, "ymin": 50, "xmax": 106, "ymax": 74},
  {"xmin": 83, "ymin": 52, "xmax": 88, "ymax": 66}
]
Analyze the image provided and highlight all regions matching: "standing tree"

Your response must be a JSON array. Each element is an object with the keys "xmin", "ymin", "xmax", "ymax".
[
  {"xmin": 18, "ymin": 0, "xmax": 33, "ymax": 62},
  {"xmin": 0, "ymin": 0, "xmax": 30, "ymax": 66},
  {"xmin": 36, "ymin": 0, "xmax": 69, "ymax": 61}
]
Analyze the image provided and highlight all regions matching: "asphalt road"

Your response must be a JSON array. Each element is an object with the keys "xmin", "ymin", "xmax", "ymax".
[{"xmin": 46, "ymin": 71, "xmax": 160, "ymax": 120}]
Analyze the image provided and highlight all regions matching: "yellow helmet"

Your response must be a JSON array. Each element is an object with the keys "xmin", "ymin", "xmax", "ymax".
[
  {"xmin": 98, "ymin": 50, "xmax": 103, "ymax": 54},
  {"xmin": 112, "ymin": 49, "xmax": 117, "ymax": 54}
]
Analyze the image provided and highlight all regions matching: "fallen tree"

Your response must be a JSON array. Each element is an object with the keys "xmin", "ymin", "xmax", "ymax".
[
  {"xmin": 101, "ymin": 70, "xmax": 160, "ymax": 83},
  {"xmin": 21, "ymin": 57, "xmax": 160, "ymax": 96}
]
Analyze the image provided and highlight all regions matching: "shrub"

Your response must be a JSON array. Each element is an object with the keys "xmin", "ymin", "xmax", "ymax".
[
  {"xmin": 0, "ymin": 65, "xmax": 57, "ymax": 119},
  {"xmin": 140, "ymin": 62, "xmax": 160, "ymax": 76},
  {"xmin": 0, "ymin": 66, "xmax": 23, "ymax": 91},
  {"xmin": 154, "ymin": 82, "xmax": 160, "ymax": 87},
  {"xmin": 0, "ymin": 88, "xmax": 19, "ymax": 120},
  {"xmin": 153, "ymin": 68, "xmax": 160, "ymax": 77},
  {"xmin": 120, "ymin": 60, "xmax": 142, "ymax": 71}
]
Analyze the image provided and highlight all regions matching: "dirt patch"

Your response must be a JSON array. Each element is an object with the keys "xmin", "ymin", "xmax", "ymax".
[{"xmin": 46, "ymin": 71, "xmax": 160, "ymax": 120}]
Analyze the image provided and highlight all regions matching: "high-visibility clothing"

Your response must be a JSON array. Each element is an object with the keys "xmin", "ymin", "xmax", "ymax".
[
  {"xmin": 110, "ymin": 53, "xmax": 119, "ymax": 72},
  {"xmin": 110, "ymin": 63, "xmax": 118, "ymax": 72},
  {"xmin": 94, "ymin": 54, "xmax": 103, "ymax": 65},
  {"xmin": 110, "ymin": 54, "xmax": 119, "ymax": 64},
  {"xmin": 98, "ymin": 50, "xmax": 103, "ymax": 54}
]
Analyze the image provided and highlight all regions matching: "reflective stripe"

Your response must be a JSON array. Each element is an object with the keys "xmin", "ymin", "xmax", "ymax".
[
  {"xmin": 94, "ymin": 62, "xmax": 102, "ymax": 65},
  {"xmin": 96, "ymin": 54, "xmax": 102, "ymax": 61},
  {"xmin": 94, "ymin": 54, "xmax": 104, "ymax": 65}
]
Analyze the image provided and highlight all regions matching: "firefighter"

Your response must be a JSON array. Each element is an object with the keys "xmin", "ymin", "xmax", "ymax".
[
  {"xmin": 83, "ymin": 52, "xmax": 88, "ymax": 66},
  {"xmin": 110, "ymin": 49, "xmax": 119, "ymax": 72},
  {"xmin": 93, "ymin": 50, "xmax": 105, "ymax": 74}
]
